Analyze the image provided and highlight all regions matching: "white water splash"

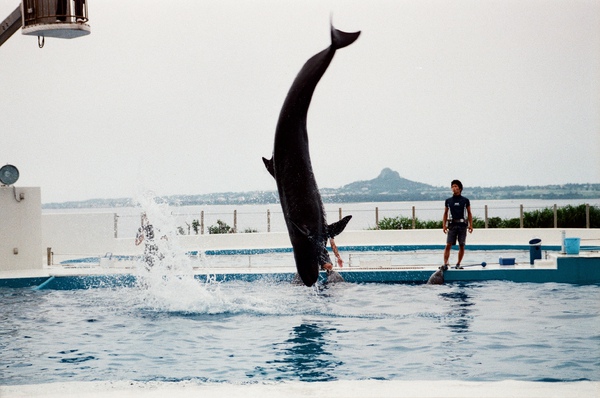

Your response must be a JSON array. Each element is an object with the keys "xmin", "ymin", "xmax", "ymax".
[
  {"xmin": 126, "ymin": 192, "xmax": 333, "ymax": 315},
  {"xmin": 130, "ymin": 192, "xmax": 224, "ymax": 312}
]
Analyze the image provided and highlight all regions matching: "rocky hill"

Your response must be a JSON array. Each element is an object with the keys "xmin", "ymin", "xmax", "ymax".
[
  {"xmin": 321, "ymin": 168, "xmax": 443, "ymax": 202},
  {"xmin": 340, "ymin": 168, "xmax": 434, "ymax": 193}
]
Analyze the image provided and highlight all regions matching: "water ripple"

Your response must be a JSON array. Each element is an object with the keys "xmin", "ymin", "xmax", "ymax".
[{"xmin": 0, "ymin": 281, "xmax": 598, "ymax": 385}]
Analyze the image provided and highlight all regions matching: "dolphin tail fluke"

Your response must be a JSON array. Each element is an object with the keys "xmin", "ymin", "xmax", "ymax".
[
  {"xmin": 262, "ymin": 157, "xmax": 275, "ymax": 178},
  {"xmin": 330, "ymin": 23, "xmax": 360, "ymax": 50},
  {"xmin": 328, "ymin": 215, "xmax": 352, "ymax": 238}
]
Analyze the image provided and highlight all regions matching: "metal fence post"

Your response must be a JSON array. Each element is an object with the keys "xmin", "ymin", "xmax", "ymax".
[
  {"xmin": 484, "ymin": 205, "xmax": 488, "ymax": 229},
  {"xmin": 375, "ymin": 207, "xmax": 379, "ymax": 229},
  {"xmin": 586, "ymin": 204, "xmax": 590, "ymax": 228},
  {"xmin": 233, "ymin": 210, "xmax": 237, "ymax": 233},
  {"xmin": 520, "ymin": 204, "xmax": 524, "ymax": 228},
  {"xmin": 412, "ymin": 206, "xmax": 416, "ymax": 229},
  {"xmin": 201, "ymin": 211, "xmax": 204, "ymax": 235},
  {"xmin": 553, "ymin": 204, "xmax": 558, "ymax": 228},
  {"xmin": 114, "ymin": 213, "xmax": 118, "ymax": 238},
  {"xmin": 339, "ymin": 207, "xmax": 342, "ymax": 221}
]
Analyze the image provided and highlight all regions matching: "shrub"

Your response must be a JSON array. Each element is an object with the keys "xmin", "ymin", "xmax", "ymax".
[
  {"xmin": 192, "ymin": 219, "xmax": 201, "ymax": 234},
  {"xmin": 208, "ymin": 219, "xmax": 232, "ymax": 234},
  {"xmin": 374, "ymin": 216, "xmax": 442, "ymax": 230},
  {"xmin": 371, "ymin": 204, "xmax": 599, "ymax": 230},
  {"xmin": 421, "ymin": 219, "xmax": 443, "ymax": 229},
  {"xmin": 374, "ymin": 216, "xmax": 408, "ymax": 230}
]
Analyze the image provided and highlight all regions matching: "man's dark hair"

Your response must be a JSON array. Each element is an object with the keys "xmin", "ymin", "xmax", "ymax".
[{"xmin": 451, "ymin": 179, "xmax": 463, "ymax": 191}]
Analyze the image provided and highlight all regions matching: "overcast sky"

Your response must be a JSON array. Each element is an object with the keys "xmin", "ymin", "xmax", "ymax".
[{"xmin": 1, "ymin": 0, "xmax": 599, "ymax": 203}]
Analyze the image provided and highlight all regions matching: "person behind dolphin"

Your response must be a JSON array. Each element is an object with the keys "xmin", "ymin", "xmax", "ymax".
[
  {"xmin": 330, "ymin": 237, "xmax": 344, "ymax": 268},
  {"xmin": 320, "ymin": 237, "xmax": 344, "ymax": 271},
  {"xmin": 442, "ymin": 179, "xmax": 473, "ymax": 269},
  {"xmin": 135, "ymin": 213, "xmax": 162, "ymax": 270},
  {"xmin": 319, "ymin": 237, "xmax": 346, "ymax": 283}
]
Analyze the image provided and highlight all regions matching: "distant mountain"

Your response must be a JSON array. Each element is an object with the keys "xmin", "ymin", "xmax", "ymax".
[
  {"xmin": 321, "ymin": 168, "xmax": 444, "ymax": 203},
  {"xmin": 42, "ymin": 168, "xmax": 600, "ymax": 209},
  {"xmin": 339, "ymin": 168, "xmax": 434, "ymax": 194}
]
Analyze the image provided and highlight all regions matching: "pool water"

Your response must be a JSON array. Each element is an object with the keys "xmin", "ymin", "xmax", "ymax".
[{"xmin": 1, "ymin": 276, "xmax": 598, "ymax": 385}]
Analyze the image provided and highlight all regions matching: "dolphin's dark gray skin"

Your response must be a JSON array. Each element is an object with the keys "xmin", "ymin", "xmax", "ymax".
[
  {"xmin": 263, "ymin": 24, "xmax": 360, "ymax": 287},
  {"xmin": 427, "ymin": 265, "xmax": 448, "ymax": 285}
]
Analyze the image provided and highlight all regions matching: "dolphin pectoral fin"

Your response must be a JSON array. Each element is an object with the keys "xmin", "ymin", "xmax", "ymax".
[
  {"xmin": 328, "ymin": 215, "xmax": 352, "ymax": 238},
  {"xmin": 262, "ymin": 157, "xmax": 275, "ymax": 178},
  {"xmin": 330, "ymin": 22, "xmax": 361, "ymax": 50},
  {"xmin": 290, "ymin": 220, "xmax": 311, "ymax": 237}
]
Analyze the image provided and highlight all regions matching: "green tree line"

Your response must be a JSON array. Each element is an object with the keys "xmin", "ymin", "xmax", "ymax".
[{"xmin": 181, "ymin": 205, "xmax": 598, "ymax": 234}]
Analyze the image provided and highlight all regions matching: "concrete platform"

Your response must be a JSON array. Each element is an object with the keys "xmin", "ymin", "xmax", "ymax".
[
  {"xmin": 1, "ymin": 380, "xmax": 598, "ymax": 398},
  {"xmin": 1, "ymin": 251, "xmax": 599, "ymax": 289}
]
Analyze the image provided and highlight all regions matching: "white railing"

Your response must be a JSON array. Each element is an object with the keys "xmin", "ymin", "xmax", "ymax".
[{"xmin": 110, "ymin": 203, "xmax": 595, "ymax": 237}]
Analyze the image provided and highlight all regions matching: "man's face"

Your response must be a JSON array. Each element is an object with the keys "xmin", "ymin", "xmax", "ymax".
[{"xmin": 451, "ymin": 184, "xmax": 461, "ymax": 195}]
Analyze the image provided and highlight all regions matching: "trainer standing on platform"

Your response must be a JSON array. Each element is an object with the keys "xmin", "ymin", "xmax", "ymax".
[{"xmin": 442, "ymin": 180, "xmax": 473, "ymax": 269}]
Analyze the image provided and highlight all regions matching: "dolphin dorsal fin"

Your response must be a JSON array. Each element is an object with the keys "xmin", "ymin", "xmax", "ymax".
[
  {"xmin": 262, "ymin": 157, "xmax": 275, "ymax": 178},
  {"xmin": 328, "ymin": 215, "xmax": 352, "ymax": 238}
]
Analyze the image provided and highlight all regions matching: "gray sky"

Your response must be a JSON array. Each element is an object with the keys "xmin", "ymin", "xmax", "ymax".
[{"xmin": 1, "ymin": 0, "xmax": 599, "ymax": 203}]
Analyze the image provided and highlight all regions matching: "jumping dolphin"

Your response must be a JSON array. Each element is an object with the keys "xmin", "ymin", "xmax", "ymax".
[{"xmin": 263, "ymin": 23, "xmax": 360, "ymax": 287}]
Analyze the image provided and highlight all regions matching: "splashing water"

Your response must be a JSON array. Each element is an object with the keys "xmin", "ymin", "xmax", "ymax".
[
  {"xmin": 129, "ymin": 192, "xmax": 321, "ymax": 315},
  {"xmin": 130, "ymin": 193, "xmax": 220, "ymax": 311}
]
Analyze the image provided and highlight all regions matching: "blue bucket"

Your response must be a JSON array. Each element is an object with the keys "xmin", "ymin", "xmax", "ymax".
[{"xmin": 564, "ymin": 237, "xmax": 580, "ymax": 255}]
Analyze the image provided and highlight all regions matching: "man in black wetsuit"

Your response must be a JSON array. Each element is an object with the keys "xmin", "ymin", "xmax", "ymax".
[{"xmin": 442, "ymin": 180, "xmax": 473, "ymax": 269}]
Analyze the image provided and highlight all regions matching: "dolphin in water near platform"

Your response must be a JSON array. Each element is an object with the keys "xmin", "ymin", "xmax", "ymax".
[
  {"xmin": 263, "ymin": 23, "xmax": 360, "ymax": 286},
  {"xmin": 427, "ymin": 265, "xmax": 448, "ymax": 285}
]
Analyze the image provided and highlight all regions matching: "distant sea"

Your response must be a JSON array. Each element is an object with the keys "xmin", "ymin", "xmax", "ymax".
[{"xmin": 43, "ymin": 198, "xmax": 600, "ymax": 238}]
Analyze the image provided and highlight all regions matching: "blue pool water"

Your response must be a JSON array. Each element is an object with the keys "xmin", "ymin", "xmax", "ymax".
[{"xmin": 1, "ymin": 276, "xmax": 598, "ymax": 386}]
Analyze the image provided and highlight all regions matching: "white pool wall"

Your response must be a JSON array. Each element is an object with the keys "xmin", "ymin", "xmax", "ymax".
[
  {"xmin": 0, "ymin": 187, "xmax": 42, "ymax": 271},
  {"xmin": 40, "ymin": 212, "xmax": 599, "ymax": 265}
]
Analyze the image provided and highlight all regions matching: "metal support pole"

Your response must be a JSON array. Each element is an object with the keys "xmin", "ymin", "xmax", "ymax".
[
  {"xmin": 484, "ymin": 205, "xmax": 488, "ymax": 229},
  {"xmin": 339, "ymin": 207, "xmax": 342, "ymax": 221},
  {"xmin": 201, "ymin": 211, "xmax": 204, "ymax": 235},
  {"xmin": 233, "ymin": 210, "xmax": 237, "ymax": 233},
  {"xmin": 553, "ymin": 204, "xmax": 558, "ymax": 228},
  {"xmin": 267, "ymin": 209, "xmax": 271, "ymax": 233},
  {"xmin": 375, "ymin": 207, "xmax": 379, "ymax": 229},
  {"xmin": 520, "ymin": 204, "xmax": 524, "ymax": 228},
  {"xmin": 586, "ymin": 204, "xmax": 590, "ymax": 228},
  {"xmin": 0, "ymin": 6, "xmax": 22, "ymax": 48},
  {"xmin": 113, "ymin": 213, "xmax": 118, "ymax": 238}
]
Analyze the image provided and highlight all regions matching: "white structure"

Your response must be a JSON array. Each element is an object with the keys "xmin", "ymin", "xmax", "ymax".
[
  {"xmin": 0, "ymin": 185, "xmax": 598, "ymax": 271},
  {"xmin": 0, "ymin": 186, "xmax": 42, "ymax": 271}
]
